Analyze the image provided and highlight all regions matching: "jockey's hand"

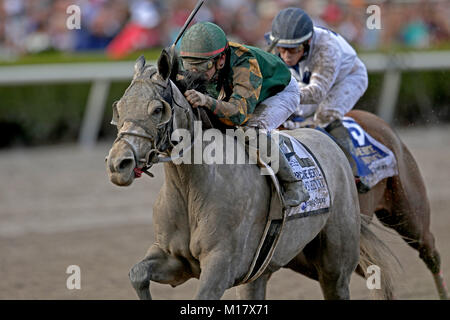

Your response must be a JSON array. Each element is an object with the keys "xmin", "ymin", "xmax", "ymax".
[{"xmin": 184, "ymin": 89, "xmax": 208, "ymax": 108}]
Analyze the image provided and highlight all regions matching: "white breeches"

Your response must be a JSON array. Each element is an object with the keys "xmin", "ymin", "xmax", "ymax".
[
  {"xmin": 313, "ymin": 58, "xmax": 368, "ymax": 127},
  {"xmin": 245, "ymin": 76, "xmax": 299, "ymax": 132}
]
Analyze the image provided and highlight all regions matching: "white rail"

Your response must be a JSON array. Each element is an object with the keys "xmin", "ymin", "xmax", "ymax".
[{"xmin": 0, "ymin": 51, "xmax": 449, "ymax": 147}]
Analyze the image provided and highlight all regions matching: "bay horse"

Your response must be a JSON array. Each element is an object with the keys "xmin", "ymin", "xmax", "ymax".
[
  {"xmin": 349, "ymin": 109, "xmax": 447, "ymax": 299},
  {"xmin": 105, "ymin": 51, "xmax": 397, "ymax": 299}
]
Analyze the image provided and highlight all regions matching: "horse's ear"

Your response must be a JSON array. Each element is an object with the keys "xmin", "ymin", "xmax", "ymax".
[
  {"xmin": 134, "ymin": 55, "xmax": 146, "ymax": 75},
  {"xmin": 157, "ymin": 100, "xmax": 173, "ymax": 128},
  {"xmin": 157, "ymin": 47, "xmax": 172, "ymax": 81},
  {"xmin": 111, "ymin": 101, "xmax": 119, "ymax": 126},
  {"xmin": 169, "ymin": 51, "xmax": 180, "ymax": 83}
]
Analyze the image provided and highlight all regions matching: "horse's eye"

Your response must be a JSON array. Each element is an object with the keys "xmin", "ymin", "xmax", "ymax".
[
  {"xmin": 153, "ymin": 106, "xmax": 162, "ymax": 115},
  {"xmin": 148, "ymin": 100, "xmax": 163, "ymax": 116}
]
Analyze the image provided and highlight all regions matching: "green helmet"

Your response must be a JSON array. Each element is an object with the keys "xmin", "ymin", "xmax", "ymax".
[{"xmin": 180, "ymin": 22, "xmax": 228, "ymax": 60}]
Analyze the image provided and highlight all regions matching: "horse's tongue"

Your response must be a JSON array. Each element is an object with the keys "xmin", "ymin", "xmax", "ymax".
[{"xmin": 133, "ymin": 167, "xmax": 143, "ymax": 178}]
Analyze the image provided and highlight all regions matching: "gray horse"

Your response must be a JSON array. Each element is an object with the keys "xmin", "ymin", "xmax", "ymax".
[{"xmin": 106, "ymin": 51, "xmax": 396, "ymax": 300}]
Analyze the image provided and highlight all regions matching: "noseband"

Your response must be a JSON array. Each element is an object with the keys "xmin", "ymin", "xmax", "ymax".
[
  {"xmin": 115, "ymin": 76, "xmax": 203, "ymax": 179},
  {"xmin": 114, "ymin": 74, "xmax": 175, "ymax": 178}
]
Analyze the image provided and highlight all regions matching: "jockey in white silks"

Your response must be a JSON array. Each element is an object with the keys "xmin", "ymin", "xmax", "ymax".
[{"xmin": 266, "ymin": 7, "xmax": 369, "ymax": 191}]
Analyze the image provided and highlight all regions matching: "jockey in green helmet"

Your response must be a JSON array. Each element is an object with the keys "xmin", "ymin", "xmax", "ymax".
[
  {"xmin": 180, "ymin": 21, "xmax": 294, "ymax": 127},
  {"xmin": 179, "ymin": 21, "xmax": 310, "ymax": 208}
]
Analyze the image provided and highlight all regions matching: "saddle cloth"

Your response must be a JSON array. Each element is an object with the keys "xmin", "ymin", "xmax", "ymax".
[
  {"xmin": 280, "ymin": 132, "xmax": 331, "ymax": 220},
  {"xmin": 341, "ymin": 116, "xmax": 398, "ymax": 188}
]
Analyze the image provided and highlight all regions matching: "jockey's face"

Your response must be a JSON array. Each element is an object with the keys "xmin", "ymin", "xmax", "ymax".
[
  {"xmin": 277, "ymin": 46, "xmax": 304, "ymax": 67},
  {"xmin": 183, "ymin": 54, "xmax": 226, "ymax": 81},
  {"xmin": 205, "ymin": 54, "xmax": 227, "ymax": 81},
  {"xmin": 204, "ymin": 63, "xmax": 217, "ymax": 80}
]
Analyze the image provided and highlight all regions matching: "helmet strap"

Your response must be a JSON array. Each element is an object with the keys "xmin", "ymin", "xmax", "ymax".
[
  {"xmin": 298, "ymin": 42, "xmax": 310, "ymax": 63},
  {"xmin": 211, "ymin": 52, "xmax": 227, "ymax": 82}
]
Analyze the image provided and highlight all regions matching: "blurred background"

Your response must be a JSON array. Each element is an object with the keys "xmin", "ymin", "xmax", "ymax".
[
  {"xmin": 0, "ymin": 0, "xmax": 449, "ymax": 147},
  {"xmin": 0, "ymin": 0, "xmax": 449, "ymax": 299}
]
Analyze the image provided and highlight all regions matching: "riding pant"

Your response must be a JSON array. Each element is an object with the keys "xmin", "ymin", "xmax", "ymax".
[{"xmin": 245, "ymin": 76, "xmax": 300, "ymax": 132}]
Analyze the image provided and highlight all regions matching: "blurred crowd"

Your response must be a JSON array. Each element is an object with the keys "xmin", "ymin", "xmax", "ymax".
[{"xmin": 0, "ymin": 0, "xmax": 449, "ymax": 60}]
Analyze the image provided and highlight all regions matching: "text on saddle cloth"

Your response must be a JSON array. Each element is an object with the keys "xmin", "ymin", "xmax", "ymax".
[{"xmin": 279, "ymin": 133, "xmax": 331, "ymax": 220}]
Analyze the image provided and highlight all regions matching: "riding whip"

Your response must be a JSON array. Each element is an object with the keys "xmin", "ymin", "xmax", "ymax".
[
  {"xmin": 171, "ymin": 0, "xmax": 207, "ymax": 50},
  {"xmin": 266, "ymin": 37, "xmax": 279, "ymax": 53}
]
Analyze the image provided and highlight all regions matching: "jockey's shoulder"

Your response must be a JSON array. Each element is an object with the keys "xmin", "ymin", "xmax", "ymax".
[
  {"xmin": 313, "ymin": 27, "xmax": 341, "ymax": 47},
  {"xmin": 313, "ymin": 26, "xmax": 342, "ymax": 39},
  {"xmin": 311, "ymin": 26, "xmax": 357, "ymax": 59},
  {"xmin": 228, "ymin": 41, "xmax": 290, "ymax": 74},
  {"xmin": 228, "ymin": 42, "xmax": 256, "ymax": 62}
]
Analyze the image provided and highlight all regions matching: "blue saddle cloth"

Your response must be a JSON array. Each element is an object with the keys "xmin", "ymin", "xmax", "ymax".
[
  {"xmin": 335, "ymin": 117, "xmax": 398, "ymax": 187},
  {"xmin": 291, "ymin": 116, "xmax": 398, "ymax": 188}
]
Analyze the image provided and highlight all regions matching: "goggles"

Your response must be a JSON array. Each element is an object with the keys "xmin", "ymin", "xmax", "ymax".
[
  {"xmin": 276, "ymin": 43, "xmax": 306, "ymax": 54},
  {"xmin": 182, "ymin": 58, "xmax": 215, "ymax": 73}
]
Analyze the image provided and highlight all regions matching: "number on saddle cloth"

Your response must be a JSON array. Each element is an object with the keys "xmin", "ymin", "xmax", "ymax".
[{"xmin": 340, "ymin": 117, "xmax": 398, "ymax": 188}]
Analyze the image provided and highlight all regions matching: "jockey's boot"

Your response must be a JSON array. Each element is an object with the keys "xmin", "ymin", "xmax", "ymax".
[
  {"xmin": 275, "ymin": 137, "xmax": 310, "ymax": 207},
  {"xmin": 242, "ymin": 126, "xmax": 310, "ymax": 207},
  {"xmin": 277, "ymin": 150, "xmax": 310, "ymax": 207},
  {"xmin": 325, "ymin": 119, "xmax": 370, "ymax": 193}
]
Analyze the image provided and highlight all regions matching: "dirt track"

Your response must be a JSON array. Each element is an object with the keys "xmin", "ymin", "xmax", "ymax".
[{"xmin": 0, "ymin": 125, "xmax": 449, "ymax": 299}]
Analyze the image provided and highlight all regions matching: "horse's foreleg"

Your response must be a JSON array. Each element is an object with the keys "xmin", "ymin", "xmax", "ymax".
[
  {"xmin": 129, "ymin": 245, "xmax": 188, "ymax": 300},
  {"xmin": 236, "ymin": 272, "xmax": 271, "ymax": 300},
  {"xmin": 195, "ymin": 251, "xmax": 236, "ymax": 300}
]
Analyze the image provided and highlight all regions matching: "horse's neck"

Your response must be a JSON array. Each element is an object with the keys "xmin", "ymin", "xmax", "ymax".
[
  {"xmin": 170, "ymin": 80, "xmax": 196, "ymax": 137},
  {"xmin": 163, "ymin": 81, "xmax": 202, "ymax": 182},
  {"xmin": 164, "ymin": 81, "xmax": 250, "ymax": 190}
]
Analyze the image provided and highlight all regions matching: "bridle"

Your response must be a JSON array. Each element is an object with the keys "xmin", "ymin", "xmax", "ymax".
[
  {"xmin": 115, "ymin": 123, "xmax": 171, "ymax": 178},
  {"xmin": 113, "ymin": 73, "xmax": 200, "ymax": 178}
]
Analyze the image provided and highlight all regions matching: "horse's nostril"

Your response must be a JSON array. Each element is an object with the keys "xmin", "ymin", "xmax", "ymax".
[{"xmin": 119, "ymin": 158, "xmax": 134, "ymax": 170}]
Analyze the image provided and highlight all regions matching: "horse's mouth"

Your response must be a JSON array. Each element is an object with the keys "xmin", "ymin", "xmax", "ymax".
[
  {"xmin": 106, "ymin": 148, "xmax": 137, "ymax": 187},
  {"xmin": 110, "ymin": 172, "xmax": 134, "ymax": 186},
  {"xmin": 108, "ymin": 161, "xmax": 135, "ymax": 186}
]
